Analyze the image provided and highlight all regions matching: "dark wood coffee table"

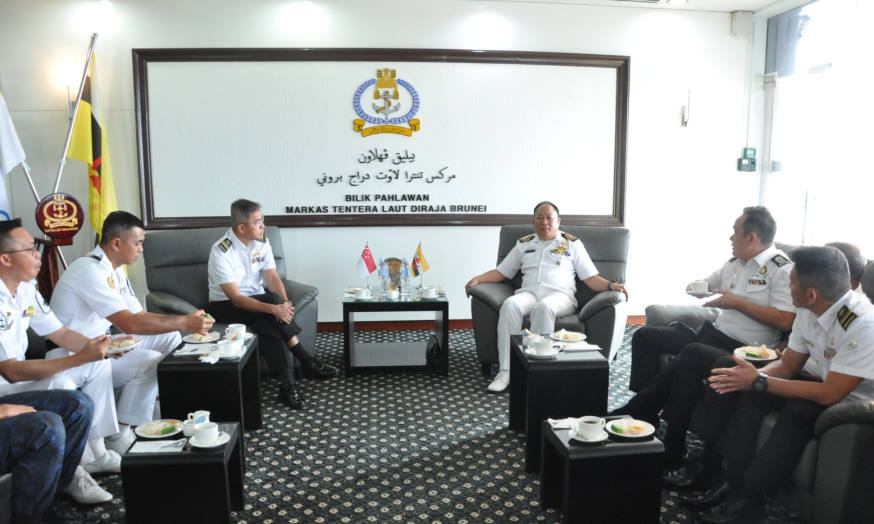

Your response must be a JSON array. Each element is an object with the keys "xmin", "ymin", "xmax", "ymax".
[
  {"xmin": 342, "ymin": 294, "xmax": 448, "ymax": 376},
  {"xmin": 157, "ymin": 334, "xmax": 261, "ymax": 430},
  {"xmin": 508, "ymin": 335, "xmax": 608, "ymax": 472}
]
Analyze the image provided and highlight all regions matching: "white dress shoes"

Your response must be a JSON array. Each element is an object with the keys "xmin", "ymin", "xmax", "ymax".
[
  {"xmin": 487, "ymin": 370, "xmax": 510, "ymax": 393},
  {"xmin": 105, "ymin": 427, "xmax": 136, "ymax": 455},
  {"xmin": 64, "ymin": 466, "xmax": 113, "ymax": 504},
  {"xmin": 83, "ymin": 449, "xmax": 121, "ymax": 474}
]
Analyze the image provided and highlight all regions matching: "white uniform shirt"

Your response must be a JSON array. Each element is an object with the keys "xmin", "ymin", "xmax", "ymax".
[
  {"xmin": 208, "ymin": 228, "xmax": 277, "ymax": 302},
  {"xmin": 704, "ymin": 244, "xmax": 796, "ymax": 347},
  {"xmin": 496, "ymin": 232, "xmax": 599, "ymax": 302},
  {"xmin": 50, "ymin": 246, "xmax": 142, "ymax": 339},
  {"xmin": 0, "ymin": 279, "xmax": 63, "ymax": 385},
  {"xmin": 788, "ymin": 289, "xmax": 874, "ymax": 401}
]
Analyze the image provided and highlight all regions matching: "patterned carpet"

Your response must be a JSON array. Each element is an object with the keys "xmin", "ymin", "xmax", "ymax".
[{"xmin": 62, "ymin": 326, "xmax": 804, "ymax": 523}]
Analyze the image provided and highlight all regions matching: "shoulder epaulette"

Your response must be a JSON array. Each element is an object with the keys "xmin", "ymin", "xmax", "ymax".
[
  {"xmin": 770, "ymin": 254, "xmax": 790, "ymax": 267},
  {"xmin": 259, "ymin": 234, "xmax": 267, "ymax": 243},
  {"xmin": 728, "ymin": 257, "xmax": 738, "ymax": 262},
  {"xmin": 561, "ymin": 232, "xmax": 578, "ymax": 242},
  {"xmin": 837, "ymin": 305, "xmax": 858, "ymax": 330},
  {"xmin": 218, "ymin": 238, "xmax": 232, "ymax": 253},
  {"xmin": 88, "ymin": 255, "xmax": 102, "ymax": 261},
  {"xmin": 519, "ymin": 234, "xmax": 535, "ymax": 243}
]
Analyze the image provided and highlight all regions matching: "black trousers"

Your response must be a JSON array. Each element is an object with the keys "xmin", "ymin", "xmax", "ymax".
[
  {"xmin": 629, "ymin": 321, "xmax": 744, "ymax": 392},
  {"xmin": 622, "ymin": 343, "xmax": 740, "ymax": 465},
  {"xmin": 717, "ymin": 390, "xmax": 826, "ymax": 495},
  {"xmin": 207, "ymin": 292, "xmax": 303, "ymax": 384}
]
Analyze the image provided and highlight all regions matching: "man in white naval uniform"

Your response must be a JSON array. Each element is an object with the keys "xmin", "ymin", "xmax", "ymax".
[
  {"xmin": 465, "ymin": 201, "xmax": 628, "ymax": 392},
  {"xmin": 0, "ymin": 219, "xmax": 117, "ymax": 504},
  {"xmin": 50, "ymin": 211, "xmax": 214, "ymax": 452}
]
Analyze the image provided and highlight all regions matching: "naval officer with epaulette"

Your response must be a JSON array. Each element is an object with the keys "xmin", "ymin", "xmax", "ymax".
[
  {"xmin": 465, "ymin": 201, "xmax": 628, "ymax": 393},
  {"xmin": 628, "ymin": 206, "xmax": 797, "ymax": 394}
]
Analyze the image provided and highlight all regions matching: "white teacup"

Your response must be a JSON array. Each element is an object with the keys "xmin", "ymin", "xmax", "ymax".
[
  {"xmin": 576, "ymin": 416, "xmax": 606, "ymax": 440},
  {"xmin": 182, "ymin": 418, "xmax": 197, "ymax": 437},
  {"xmin": 187, "ymin": 410, "xmax": 210, "ymax": 425},
  {"xmin": 533, "ymin": 338, "xmax": 553, "ymax": 355},
  {"xmin": 522, "ymin": 333, "xmax": 538, "ymax": 348},
  {"xmin": 193, "ymin": 421, "xmax": 219, "ymax": 445},
  {"xmin": 355, "ymin": 288, "xmax": 372, "ymax": 299},
  {"xmin": 421, "ymin": 287, "xmax": 438, "ymax": 298},
  {"xmin": 225, "ymin": 323, "xmax": 246, "ymax": 339},
  {"xmin": 217, "ymin": 338, "xmax": 243, "ymax": 357},
  {"xmin": 689, "ymin": 280, "xmax": 709, "ymax": 294}
]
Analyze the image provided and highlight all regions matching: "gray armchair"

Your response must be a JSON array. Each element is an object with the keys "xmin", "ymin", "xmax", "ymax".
[
  {"xmin": 468, "ymin": 225, "xmax": 629, "ymax": 375},
  {"xmin": 142, "ymin": 226, "xmax": 319, "ymax": 358},
  {"xmin": 645, "ymin": 259, "xmax": 874, "ymax": 523}
]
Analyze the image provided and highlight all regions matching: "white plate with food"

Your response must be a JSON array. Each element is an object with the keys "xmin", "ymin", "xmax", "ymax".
[
  {"xmin": 183, "ymin": 331, "xmax": 220, "ymax": 344},
  {"xmin": 107, "ymin": 335, "xmax": 143, "ymax": 354},
  {"xmin": 135, "ymin": 419, "xmax": 183, "ymax": 439},
  {"xmin": 606, "ymin": 419, "xmax": 655, "ymax": 440},
  {"xmin": 734, "ymin": 345, "xmax": 779, "ymax": 362},
  {"xmin": 550, "ymin": 329, "xmax": 586, "ymax": 342},
  {"xmin": 344, "ymin": 287, "xmax": 364, "ymax": 294}
]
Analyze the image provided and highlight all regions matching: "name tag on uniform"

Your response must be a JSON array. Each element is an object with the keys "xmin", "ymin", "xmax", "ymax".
[{"xmin": 524, "ymin": 249, "xmax": 535, "ymax": 254}]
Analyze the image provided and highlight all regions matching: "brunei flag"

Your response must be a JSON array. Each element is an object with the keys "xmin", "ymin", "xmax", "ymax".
[
  {"xmin": 411, "ymin": 242, "xmax": 430, "ymax": 277},
  {"xmin": 67, "ymin": 52, "xmax": 117, "ymax": 239}
]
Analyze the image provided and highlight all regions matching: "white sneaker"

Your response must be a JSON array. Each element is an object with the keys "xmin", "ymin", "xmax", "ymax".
[
  {"xmin": 83, "ymin": 449, "xmax": 121, "ymax": 474},
  {"xmin": 105, "ymin": 427, "xmax": 135, "ymax": 455},
  {"xmin": 487, "ymin": 370, "xmax": 510, "ymax": 393},
  {"xmin": 64, "ymin": 466, "xmax": 113, "ymax": 504}
]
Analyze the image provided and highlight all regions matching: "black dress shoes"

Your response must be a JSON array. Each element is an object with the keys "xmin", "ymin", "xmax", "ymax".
[
  {"xmin": 663, "ymin": 461, "xmax": 704, "ymax": 489},
  {"xmin": 303, "ymin": 359, "xmax": 339, "ymax": 380},
  {"xmin": 678, "ymin": 480, "xmax": 733, "ymax": 509},
  {"xmin": 699, "ymin": 491, "xmax": 766, "ymax": 524},
  {"xmin": 278, "ymin": 382, "xmax": 304, "ymax": 409}
]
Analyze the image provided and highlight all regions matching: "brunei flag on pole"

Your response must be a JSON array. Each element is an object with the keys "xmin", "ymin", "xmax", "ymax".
[
  {"xmin": 67, "ymin": 52, "xmax": 117, "ymax": 239},
  {"xmin": 411, "ymin": 242, "xmax": 430, "ymax": 277}
]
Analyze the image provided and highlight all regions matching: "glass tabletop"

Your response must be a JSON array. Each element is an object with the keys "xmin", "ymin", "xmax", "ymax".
[{"xmin": 341, "ymin": 286, "xmax": 446, "ymax": 303}]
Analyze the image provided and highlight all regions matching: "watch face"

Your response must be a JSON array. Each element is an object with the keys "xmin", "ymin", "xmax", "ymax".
[{"xmin": 754, "ymin": 374, "xmax": 767, "ymax": 392}]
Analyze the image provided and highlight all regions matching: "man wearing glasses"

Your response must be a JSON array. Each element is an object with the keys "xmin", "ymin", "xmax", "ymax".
[
  {"xmin": 206, "ymin": 199, "xmax": 337, "ymax": 410},
  {"xmin": 0, "ymin": 219, "xmax": 117, "ymax": 504}
]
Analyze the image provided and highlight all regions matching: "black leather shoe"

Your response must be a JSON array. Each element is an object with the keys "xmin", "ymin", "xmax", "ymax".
[
  {"xmin": 663, "ymin": 461, "xmax": 704, "ymax": 489},
  {"xmin": 303, "ymin": 359, "xmax": 339, "ymax": 380},
  {"xmin": 699, "ymin": 492, "xmax": 765, "ymax": 524},
  {"xmin": 679, "ymin": 480, "xmax": 733, "ymax": 509},
  {"xmin": 278, "ymin": 382, "xmax": 304, "ymax": 409}
]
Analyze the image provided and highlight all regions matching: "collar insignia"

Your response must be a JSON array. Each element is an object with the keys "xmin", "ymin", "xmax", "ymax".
[
  {"xmin": 107, "ymin": 276, "xmax": 116, "ymax": 290},
  {"xmin": 849, "ymin": 341, "xmax": 858, "ymax": 350}
]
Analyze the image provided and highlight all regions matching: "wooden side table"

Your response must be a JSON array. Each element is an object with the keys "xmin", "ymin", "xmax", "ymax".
[
  {"xmin": 121, "ymin": 422, "xmax": 244, "ymax": 524},
  {"xmin": 540, "ymin": 422, "xmax": 664, "ymax": 524},
  {"xmin": 508, "ymin": 336, "xmax": 608, "ymax": 472}
]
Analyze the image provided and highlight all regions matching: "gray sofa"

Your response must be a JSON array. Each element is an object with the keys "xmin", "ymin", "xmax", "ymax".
[
  {"xmin": 468, "ymin": 224, "xmax": 629, "ymax": 374},
  {"xmin": 142, "ymin": 226, "xmax": 319, "ymax": 364},
  {"xmin": 646, "ymin": 258, "xmax": 874, "ymax": 523}
]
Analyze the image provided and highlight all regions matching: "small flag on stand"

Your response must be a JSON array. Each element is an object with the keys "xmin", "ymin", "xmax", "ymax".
[
  {"xmin": 357, "ymin": 243, "xmax": 377, "ymax": 278},
  {"xmin": 0, "ymin": 89, "xmax": 26, "ymax": 220},
  {"xmin": 411, "ymin": 242, "xmax": 430, "ymax": 276}
]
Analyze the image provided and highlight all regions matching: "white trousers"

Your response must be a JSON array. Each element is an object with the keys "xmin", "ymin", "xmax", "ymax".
[
  {"xmin": 0, "ymin": 359, "xmax": 118, "ymax": 441},
  {"xmin": 496, "ymin": 289, "xmax": 576, "ymax": 371}
]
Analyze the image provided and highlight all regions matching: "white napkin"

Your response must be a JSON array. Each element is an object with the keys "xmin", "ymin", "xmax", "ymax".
[
  {"xmin": 174, "ymin": 343, "xmax": 216, "ymax": 356},
  {"xmin": 199, "ymin": 350, "xmax": 220, "ymax": 364},
  {"xmin": 547, "ymin": 417, "xmax": 579, "ymax": 429},
  {"xmin": 561, "ymin": 341, "xmax": 602, "ymax": 352},
  {"xmin": 129, "ymin": 438, "xmax": 186, "ymax": 453}
]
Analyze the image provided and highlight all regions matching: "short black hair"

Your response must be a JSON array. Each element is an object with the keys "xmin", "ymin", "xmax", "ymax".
[
  {"xmin": 0, "ymin": 219, "xmax": 23, "ymax": 252},
  {"xmin": 826, "ymin": 242, "xmax": 866, "ymax": 287},
  {"xmin": 533, "ymin": 201, "xmax": 559, "ymax": 217},
  {"xmin": 231, "ymin": 199, "xmax": 261, "ymax": 228},
  {"xmin": 793, "ymin": 246, "xmax": 850, "ymax": 301},
  {"xmin": 741, "ymin": 206, "xmax": 777, "ymax": 245},
  {"xmin": 99, "ymin": 211, "xmax": 145, "ymax": 246}
]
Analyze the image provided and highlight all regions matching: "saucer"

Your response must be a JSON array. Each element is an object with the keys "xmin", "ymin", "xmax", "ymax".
[
  {"xmin": 570, "ymin": 429, "xmax": 608, "ymax": 444},
  {"xmin": 189, "ymin": 431, "xmax": 230, "ymax": 448},
  {"xmin": 525, "ymin": 347, "xmax": 558, "ymax": 359},
  {"xmin": 219, "ymin": 351, "xmax": 244, "ymax": 361},
  {"xmin": 687, "ymin": 291, "xmax": 715, "ymax": 299}
]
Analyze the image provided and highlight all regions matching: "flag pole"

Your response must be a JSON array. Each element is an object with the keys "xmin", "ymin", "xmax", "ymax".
[{"xmin": 52, "ymin": 33, "xmax": 98, "ymax": 194}]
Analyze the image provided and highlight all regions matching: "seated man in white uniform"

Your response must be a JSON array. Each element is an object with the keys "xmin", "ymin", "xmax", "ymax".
[
  {"xmin": 465, "ymin": 201, "xmax": 628, "ymax": 392},
  {"xmin": 50, "ymin": 211, "xmax": 214, "ymax": 455},
  {"xmin": 0, "ymin": 219, "xmax": 118, "ymax": 504}
]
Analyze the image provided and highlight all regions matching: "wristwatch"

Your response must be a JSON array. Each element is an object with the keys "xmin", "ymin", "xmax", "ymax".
[{"xmin": 753, "ymin": 372, "xmax": 768, "ymax": 392}]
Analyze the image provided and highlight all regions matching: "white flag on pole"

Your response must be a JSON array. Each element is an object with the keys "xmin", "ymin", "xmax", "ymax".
[{"xmin": 0, "ymin": 89, "xmax": 26, "ymax": 220}]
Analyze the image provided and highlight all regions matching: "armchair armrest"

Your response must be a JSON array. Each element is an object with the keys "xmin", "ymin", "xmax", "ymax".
[
  {"xmin": 577, "ymin": 291, "xmax": 625, "ymax": 321},
  {"xmin": 467, "ymin": 282, "xmax": 515, "ymax": 311},
  {"xmin": 814, "ymin": 399, "xmax": 874, "ymax": 437},
  {"xmin": 283, "ymin": 279, "xmax": 319, "ymax": 308},
  {"xmin": 644, "ymin": 304, "xmax": 720, "ymax": 329},
  {"xmin": 147, "ymin": 291, "xmax": 197, "ymax": 315}
]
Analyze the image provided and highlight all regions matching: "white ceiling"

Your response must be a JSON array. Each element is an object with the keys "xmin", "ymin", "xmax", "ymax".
[{"xmin": 476, "ymin": 0, "xmax": 784, "ymax": 14}]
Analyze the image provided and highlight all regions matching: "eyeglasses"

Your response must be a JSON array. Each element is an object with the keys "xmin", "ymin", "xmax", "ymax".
[
  {"xmin": 2, "ymin": 244, "xmax": 41, "ymax": 256},
  {"xmin": 249, "ymin": 218, "xmax": 265, "ymax": 226}
]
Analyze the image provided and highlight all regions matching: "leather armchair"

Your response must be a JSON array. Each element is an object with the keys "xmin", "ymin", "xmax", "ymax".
[
  {"xmin": 468, "ymin": 225, "xmax": 629, "ymax": 375},
  {"xmin": 142, "ymin": 226, "xmax": 319, "ymax": 359}
]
